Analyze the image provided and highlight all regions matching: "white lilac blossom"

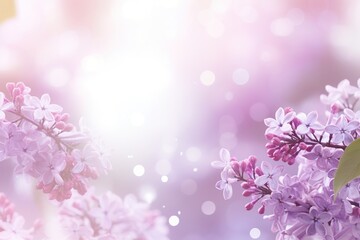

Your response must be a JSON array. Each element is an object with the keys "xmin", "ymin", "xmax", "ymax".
[
  {"xmin": 0, "ymin": 82, "xmax": 112, "ymax": 201},
  {"xmin": 213, "ymin": 79, "xmax": 360, "ymax": 239},
  {"xmin": 59, "ymin": 190, "xmax": 169, "ymax": 240}
]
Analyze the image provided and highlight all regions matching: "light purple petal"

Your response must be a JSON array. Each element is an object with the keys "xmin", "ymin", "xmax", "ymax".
[
  {"xmin": 43, "ymin": 171, "xmax": 54, "ymax": 184},
  {"xmin": 297, "ymin": 124, "xmax": 309, "ymax": 135},
  {"xmin": 223, "ymin": 184, "xmax": 233, "ymax": 200},
  {"xmin": 219, "ymin": 148, "xmax": 231, "ymax": 163},
  {"xmin": 53, "ymin": 172, "xmax": 64, "ymax": 185},
  {"xmin": 344, "ymin": 108, "xmax": 355, "ymax": 119},
  {"xmin": 41, "ymin": 94, "xmax": 51, "ymax": 105},
  {"xmin": 215, "ymin": 180, "xmax": 225, "ymax": 190},
  {"xmin": 0, "ymin": 111, "xmax": 5, "ymax": 120},
  {"xmin": 308, "ymin": 224, "xmax": 319, "ymax": 236},
  {"xmin": 254, "ymin": 175, "xmax": 268, "ymax": 186},
  {"xmin": 283, "ymin": 112, "xmax": 296, "ymax": 123},
  {"xmin": 44, "ymin": 110, "xmax": 54, "ymax": 121},
  {"xmin": 297, "ymin": 213, "xmax": 312, "ymax": 223},
  {"xmin": 332, "ymin": 133, "xmax": 344, "ymax": 144},
  {"xmin": 29, "ymin": 96, "xmax": 42, "ymax": 108},
  {"xmin": 346, "ymin": 121, "xmax": 360, "ymax": 131},
  {"xmin": 325, "ymin": 125, "xmax": 339, "ymax": 134},
  {"xmin": 48, "ymin": 103, "xmax": 63, "ymax": 113},
  {"xmin": 261, "ymin": 161, "xmax": 271, "ymax": 174},
  {"xmin": 344, "ymin": 133, "xmax": 354, "ymax": 146},
  {"xmin": 211, "ymin": 161, "xmax": 225, "ymax": 169},
  {"xmin": 264, "ymin": 118, "xmax": 277, "ymax": 127},
  {"xmin": 34, "ymin": 109, "xmax": 44, "ymax": 120},
  {"xmin": 273, "ymin": 165, "xmax": 284, "ymax": 174},
  {"xmin": 307, "ymin": 111, "xmax": 318, "ymax": 123},
  {"xmin": 311, "ymin": 122, "xmax": 324, "ymax": 130},
  {"xmin": 275, "ymin": 108, "xmax": 285, "ymax": 121},
  {"xmin": 72, "ymin": 162, "xmax": 85, "ymax": 173},
  {"xmin": 303, "ymin": 152, "xmax": 320, "ymax": 160},
  {"xmin": 280, "ymin": 124, "xmax": 292, "ymax": 132}
]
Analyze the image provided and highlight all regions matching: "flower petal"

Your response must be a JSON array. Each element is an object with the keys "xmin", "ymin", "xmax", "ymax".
[{"xmin": 219, "ymin": 148, "xmax": 231, "ymax": 163}]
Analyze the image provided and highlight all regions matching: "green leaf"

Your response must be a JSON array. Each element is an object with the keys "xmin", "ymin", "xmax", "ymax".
[{"xmin": 334, "ymin": 138, "xmax": 360, "ymax": 197}]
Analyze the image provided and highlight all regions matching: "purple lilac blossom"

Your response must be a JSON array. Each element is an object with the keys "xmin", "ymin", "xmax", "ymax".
[{"xmin": 213, "ymin": 79, "xmax": 360, "ymax": 239}]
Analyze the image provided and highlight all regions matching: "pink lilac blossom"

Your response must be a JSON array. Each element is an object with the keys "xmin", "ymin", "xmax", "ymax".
[
  {"xmin": 59, "ymin": 190, "xmax": 169, "ymax": 240},
  {"xmin": 0, "ymin": 193, "xmax": 40, "ymax": 240},
  {"xmin": 0, "ymin": 82, "xmax": 169, "ymax": 240},
  {"xmin": 213, "ymin": 79, "xmax": 360, "ymax": 239},
  {"xmin": 0, "ymin": 82, "xmax": 111, "ymax": 201}
]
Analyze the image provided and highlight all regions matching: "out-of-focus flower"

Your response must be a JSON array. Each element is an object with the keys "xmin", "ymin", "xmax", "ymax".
[{"xmin": 60, "ymin": 190, "xmax": 169, "ymax": 240}]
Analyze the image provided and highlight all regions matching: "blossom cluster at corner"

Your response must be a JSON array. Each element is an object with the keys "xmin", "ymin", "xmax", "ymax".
[
  {"xmin": 212, "ymin": 79, "xmax": 360, "ymax": 239},
  {"xmin": 59, "ymin": 190, "xmax": 169, "ymax": 240},
  {"xmin": 0, "ymin": 82, "xmax": 111, "ymax": 201},
  {"xmin": 0, "ymin": 193, "xmax": 43, "ymax": 240}
]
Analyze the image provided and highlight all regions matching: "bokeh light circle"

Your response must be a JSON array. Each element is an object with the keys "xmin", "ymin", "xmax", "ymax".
[
  {"xmin": 201, "ymin": 201, "xmax": 216, "ymax": 215},
  {"xmin": 169, "ymin": 215, "xmax": 180, "ymax": 227}
]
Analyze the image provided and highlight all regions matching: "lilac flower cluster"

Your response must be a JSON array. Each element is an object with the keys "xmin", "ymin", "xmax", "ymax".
[
  {"xmin": 213, "ymin": 79, "xmax": 360, "ymax": 239},
  {"xmin": 59, "ymin": 190, "xmax": 169, "ymax": 240},
  {"xmin": 0, "ymin": 82, "xmax": 111, "ymax": 201},
  {"xmin": 0, "ymin": 193, "xmax": 42, "ymax": 240},
  {"xmin": 0, "ymin": 82, "xmax": 169, "ymax": 240}
]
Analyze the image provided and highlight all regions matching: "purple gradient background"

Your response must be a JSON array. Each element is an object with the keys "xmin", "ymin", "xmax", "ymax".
[{"xmin": 1, "ymin": 0, "xmax": 360, "ymax": 239}]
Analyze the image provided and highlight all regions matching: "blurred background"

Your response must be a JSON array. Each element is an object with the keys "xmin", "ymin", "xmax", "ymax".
[{"xmin": 1, "ymin": 0, "xmax": 360, "ymax": 239}]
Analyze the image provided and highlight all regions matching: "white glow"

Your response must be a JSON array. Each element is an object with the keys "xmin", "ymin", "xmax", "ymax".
[
  {"xmin": 131, "ymin": 112, "xmax": 145, "ymax": 127},
  {"xmin": 161, "ymin": 175, "xmax": 169, "ymax": 182},
  {"xmin": 250, "ymin": 228, "xmax": 261, "ymax": 239},
  {"xmin": 121, "ymin": 0, "xmax": 154, "ymax": 20},
  {"xmin": 233, "ymin": 68, "xmax": 250, "ymax": 85},
  {"xmin": 79, "ymin": 54, "xmax": 171, "ymax": 131},
  {"xmin": 169, "ymin": 215, "xmax": 180, "ymax": 226},
  {"xmin": 133, "ymin": 164, "xmax": 145, "ymax": 177},
  {"xmin": 200, "ymin": 70, "xmax": 216, "ymax": 86},
  {"xmin": 186, "ymin": 147, "xmax": 202, "ymax": 162},
  {"xmin": 139, "ymin": 185, "xmax": 157, "ymax": 203}
]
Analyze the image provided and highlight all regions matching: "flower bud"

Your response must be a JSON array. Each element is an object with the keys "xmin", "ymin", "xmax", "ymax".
[
  {"xmin": 242, "ymin": 190, "xmax": 254, "ymax": 197},
  {"xmin": 6, "ymin": 82, "xmax": 15, "ymax": 94},
  {"xmin": 61, "ymin": 113, "xmax": 70, "ymax": 122},
  {"xmin": 241, "ymin": 182, "xmax": 251, "ymax": 189},
  {"xmin": 12, "ymin": 88, "xmax": 21, "ymax": 98},
  {"xmin": 248, "ymin": 155, "xmax": 257, "ymax": 167},
  {"xmin": 64, "ymin": 124, "xmax": 74, "ymax": 131},
  {"xmin": 55, "ymin": 121, "xmax": 66, "ymax": 130},
  {"xmin": 298, "ymin": 142, "xmax": 307, "ymax": 150},
  {"xmin": 255, "ymin": 167, "xmax": 263, "ymax": 176},
  {"xmin": 240, "ymin": 160, "xmax": 247, "ymax": 173},
  {"xmin": 245, "ymin": 202, "xmax": 254, "ymax": 211},
  {"xmin": 231, "ymin": 161, "xmax": 241, "ymax": 176},
  {"xmin": 331, "ymin": 103, "xmax": 341, "ymax": 114},
  {"xmin": 258, "ymin": 204, "xmax": 265, "ymax": 214}
]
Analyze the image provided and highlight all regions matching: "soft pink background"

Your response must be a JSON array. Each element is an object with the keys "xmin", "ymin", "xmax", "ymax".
[{"xmin": 1, "ymin": 0, "xmax": 360, "ymax": 239}]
